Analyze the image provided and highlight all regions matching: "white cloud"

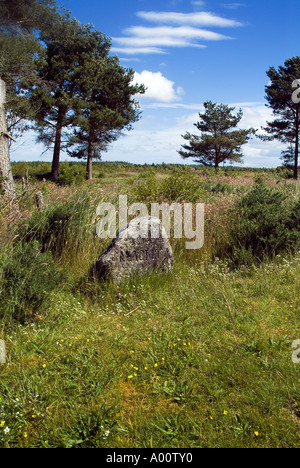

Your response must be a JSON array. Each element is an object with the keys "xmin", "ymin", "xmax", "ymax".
[
  {"xmin": 104, "ymin": 103, "xmax": 284, "ymax": 168},
  {"xmin": 191, "ymin": 1, "xmax": 207, "ymax": 8},
  {"xmin": 113, "ymin": 35, "xmax": 207, "ymax": 50},
  {"xmin": 112, "ymin": 9, "xmax": 242, "ymax": 55},
  {"xmin": 221, "ymin": 3, "xmax": 246, "ymax": 10},
  {"xmin": 11, "ymin": 104, "xmax": 283, "ymax": 169},
  {"xmin": 134, "ymin": 71, "xmax": 184, "ymax": 103},
  {"xmin": 111, "ymin": 46, "xmax": 166, "ymax": 55},
  {"xmin": 111, "ymin": 24, "xmax": 232, "ymax": 55},
  {"xmin": 136, "ymin": 11, "xmax": 243, "ymax": 28},
  {"xmin": 121, "ymin": 25, "xmax": 231, "ymax": 42}
]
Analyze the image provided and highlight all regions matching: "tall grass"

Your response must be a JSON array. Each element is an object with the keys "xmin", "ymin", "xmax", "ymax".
[{"xmin": 13, "ymin": 189, "xmax": 105, "ymax": 272}]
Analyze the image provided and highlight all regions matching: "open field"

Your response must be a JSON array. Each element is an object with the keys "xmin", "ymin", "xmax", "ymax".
[{"xmin": 0, "ymin": 162, "xmax": 299, "ymax": 448}]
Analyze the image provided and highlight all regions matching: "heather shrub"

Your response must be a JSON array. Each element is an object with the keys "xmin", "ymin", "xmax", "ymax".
[{"xmin": 226, "ymin": 183, "xmax": 300, "ymax": 266}]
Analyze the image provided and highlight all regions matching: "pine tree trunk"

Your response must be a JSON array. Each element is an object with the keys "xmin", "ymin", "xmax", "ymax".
[
  {"xmin": 87, "ymin": 134, "xmax": 94, "ymax": 181},
  {"xmin": 87, "ymin": 149, "xmax": 93, "ymax": 180},
  {"xmin": 294, "ymin": 106, "xmax": 299, "ymax": 180},
  {"xmin": 51, "ymin": 108, "xmax": 64, "ymax": 181},
  {"xmin": 0, "ymin": 79, "xmax": 17, "ymax": 202}
]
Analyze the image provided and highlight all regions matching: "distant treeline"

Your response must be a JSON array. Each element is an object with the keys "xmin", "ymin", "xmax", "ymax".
[{"xmin": 11, "ymin": 160, "xmax": 298, "ymax": 179}]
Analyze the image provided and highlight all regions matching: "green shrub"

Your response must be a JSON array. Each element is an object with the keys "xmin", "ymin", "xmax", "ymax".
[
  {"xmin": 57, "ymin": 163, "xmax": 86, "ymax": 186},
  {"xmin": 226, "ymin": 184, "xmax": 300, "ymax": 267},
  {"xmin": 159, "ymin": 172, "xmax": 203, "ymax": 202},
  {"xmin": 203, "ymin": 181, "xmax": 234, "ymax": 194},
  {"xmin": 131, "ymin": 170, "xmax": 159, "ymax": 202},
  {"xmin": 0, "ymin": 241, "xmax": 63, "ymax": 323},
  {"xmin": 11, "ymin": 161, "xmax": 52, "ymax": 179}
]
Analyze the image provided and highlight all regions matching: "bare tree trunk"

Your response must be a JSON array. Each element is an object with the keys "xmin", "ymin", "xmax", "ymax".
[
  {"xmin": 87, "ymin": 146, "xmax": 93, "ymax": 181},
  {"xmin": 0, "ymin": 79, "xmax": 17, "ymax": 202},
  {"xmin": 51, "ymin": 107, "xmax": 65, "ymax": 182}
]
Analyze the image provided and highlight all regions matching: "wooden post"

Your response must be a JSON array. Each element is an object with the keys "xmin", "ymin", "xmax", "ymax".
[{"xmin": 0, "ymin": 79, "xmax": 17, "ymax": 202}]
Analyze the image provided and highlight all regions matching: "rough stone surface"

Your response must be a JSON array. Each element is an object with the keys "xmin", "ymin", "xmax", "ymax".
[
  {"xmin": 0, "ymin": 340, "xmax": 6, "ymax": 364},
  {"xmin": 95, "ymin": 216, "xmax": 173, "ymax": 283}
]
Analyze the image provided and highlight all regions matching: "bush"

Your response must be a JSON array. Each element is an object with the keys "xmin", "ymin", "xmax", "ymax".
[
  {"xmin": 226, "ymin": 184, "xmax": 300, "ymax": 267},
  {"xmin": 11, "ymin": 161, "xmax": 52, "ymax": 179},
  {"xmin": 159, "ymin": 172, "xmax": 203, "ymax": 202},
  {"xmin": 131, "ymin": 170, "xmax": 159, "ymax": 202},
  {"xmin": 0, "ymin": 241, "xmax": 63, "ymax": 323},
  {"xmin": 203, "ymin": 181, "xmax": 234, "ymax": 194},
  {"xmin": 57, "ymin": 163, "xmax": 86, "ymax": 186}
]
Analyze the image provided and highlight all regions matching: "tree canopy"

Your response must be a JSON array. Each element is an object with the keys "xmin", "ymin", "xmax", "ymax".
[
  {"xmin": 30, "ymin": 16, "xmax": 112, "ymax": 180},
  {"xmin": 0, "ymin": 0, "xmax": 57, "ymax": 34},
  {"xmin": 0, "ymin": 0, "xmax": 58, "ymax": 202},
  {"xmin": 29, "ymin": 16, "xmax": 144, "ymax": 180},
  {"xmin": 262, "ymin": 56, "xmax": 300, "ymax": 179},
  {"xmin": 67, "ymin": 56, "xmax": 145, "ymax": 180},
  {"xmin": 178, "ymin": 101, "xmax": 256, "ymax": 170}
]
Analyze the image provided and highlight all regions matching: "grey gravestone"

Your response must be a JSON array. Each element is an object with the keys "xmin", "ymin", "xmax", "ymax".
[
  {"xmin": 95, "ymin": 216, "xmax": 173, "ymax": 283},
  {"xmin": 0, "ymin": 340, "xmax": 6, "ymax": 364}
]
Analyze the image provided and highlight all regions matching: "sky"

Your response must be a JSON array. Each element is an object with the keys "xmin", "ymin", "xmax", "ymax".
[{"xmin": 11, "ymin": 0, "xmax": 300, "ymax": 167}]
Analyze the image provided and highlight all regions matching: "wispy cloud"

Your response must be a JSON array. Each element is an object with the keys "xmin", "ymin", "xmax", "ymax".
[
  {"xmin": 111, "ymin": 9, "xmax": 243, "ymax": 56},
  {"xmin": 191, "ymin": 1, "xmax": 207, "ymax": 8},
  {"xmin": 123, "ymin": 26, "xmax": 231, "ymax": 41},
  {"xmin": 104, "ymin": 103, "xmax": 284, "ymax": 168},
  {"xmin": 136, "ymin": 11, "xmax": 243, "ymax": 27},
  {"xmin": 112, "ymin": 46, "xmax": 166, "ymax": 55},
  {"xmin": 221, "ymin": 3, "xmax": 246, "ymax": 10}
]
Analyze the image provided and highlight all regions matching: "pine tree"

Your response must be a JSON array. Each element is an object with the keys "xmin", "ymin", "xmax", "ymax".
[
  {"xmin": 0, "ymin": 0, "xmax": 56, "ymax": 34},
  {"xmin": 178, "ymin": 101, "xmax": 256, "ymax": 170},
  {"xmin": 262, "ymin": 57, "xmax": 300, "ymax": 180},
  {"xmin": 31, "ymin": 16, "xmax": 111, "ymax": 181},
  {"xmin": 281, "ymin": 145, "xmax": 295, "ymax": 170},
  {"xmin": 67, "ymin": 56, "xmax": 145, "ymax": 180},
  {"xmin": 0, "ymin": 32, "xmax": 40, "ymax": 138}
]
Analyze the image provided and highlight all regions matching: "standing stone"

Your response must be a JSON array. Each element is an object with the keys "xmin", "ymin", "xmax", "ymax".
[
  {"xmin": 0, "ymin": 340, "xmax": 6, "ymax": 364},
  {"xmin": 95, "ymin": 216, "xmax": 173, "ymax": 283}
]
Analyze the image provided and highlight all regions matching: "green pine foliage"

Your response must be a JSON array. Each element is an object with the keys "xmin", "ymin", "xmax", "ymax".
[
  {"xmin": 178, "ymin": 101, "xmax": 256, "ymax": 170},
  {"xmin": 262, "ymin": 56, "xmax": 300, "ymax": 179}
]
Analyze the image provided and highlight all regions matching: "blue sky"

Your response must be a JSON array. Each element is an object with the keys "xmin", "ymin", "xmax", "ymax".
[{"xmin": 12, "ymin": 0, "xmax": 300, "ymax": 167}]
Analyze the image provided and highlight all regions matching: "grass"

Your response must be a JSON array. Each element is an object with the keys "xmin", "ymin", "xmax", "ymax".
[{"xmin": 0, "ymin": 163, "xmax": 299, "ymax": 448}]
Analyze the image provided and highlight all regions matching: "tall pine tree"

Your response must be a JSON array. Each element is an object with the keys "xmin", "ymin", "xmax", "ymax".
[
  {"xmin": 67, "ymin": 55, "xmax": 145, "ymax": 180},
  {"xmin": 31, "ymin": 16, "xmax": 111, "ymax": 181},
  {"xmin": 262, "ymin": 57, "xmax": 300, "ymax": 180}
]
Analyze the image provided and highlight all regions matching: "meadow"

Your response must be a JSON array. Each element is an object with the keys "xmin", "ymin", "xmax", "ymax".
[{"xmin": 0, "ymin": 161, "xmax": 299, "ymax": 448}]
